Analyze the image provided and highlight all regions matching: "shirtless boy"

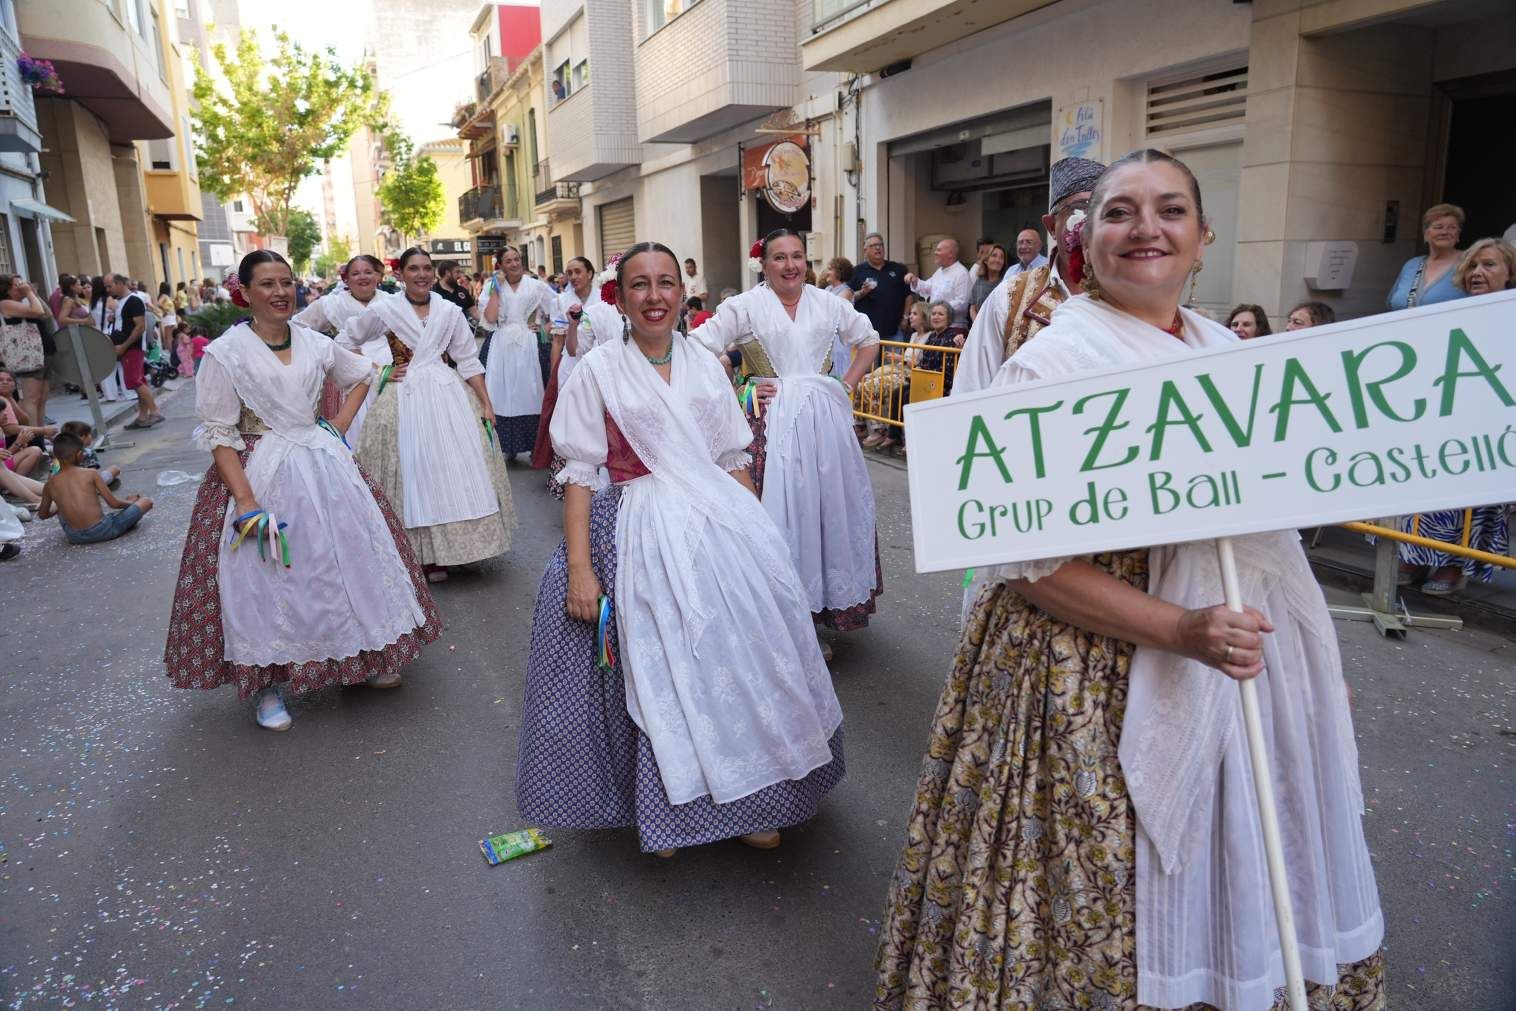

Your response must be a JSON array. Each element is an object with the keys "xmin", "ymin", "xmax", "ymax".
[{"xmin": 38, "ymin": 432, "xmax": 153, "ymax": 544}]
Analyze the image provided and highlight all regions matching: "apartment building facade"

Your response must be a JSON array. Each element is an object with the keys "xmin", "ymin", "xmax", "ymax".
[
  {"xmin": 0, "ymin": 0, "xmax": 62, "ymax": 289},
  {"xmin": 806, "ymin": 0, "xmax": 1516, "ymax": 325},
  {"xmin": 542, "ymin": 0, "xmax": 852, "ymax": 300}
]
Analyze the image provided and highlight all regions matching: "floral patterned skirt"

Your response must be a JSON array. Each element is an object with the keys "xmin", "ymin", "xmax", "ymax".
[
  {"xmin": 874, "ymin": 557, "xmax": 1386, "ymax": 1011},
  {"xmin": 163, "ymin": 438, "xmax": 443, "ymax": 700},
  {"xmin": 357, "ymin": 384, "xmax": 516, "ymax": 567},
  {"xmin": 747, "ymin": 407, "xmax": 882, "ymax": 631}
]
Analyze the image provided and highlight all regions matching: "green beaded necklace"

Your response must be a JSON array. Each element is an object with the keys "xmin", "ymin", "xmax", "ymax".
[{"xmin": 642, "ymin": 339, "xmax": 674, "ymax": 366}]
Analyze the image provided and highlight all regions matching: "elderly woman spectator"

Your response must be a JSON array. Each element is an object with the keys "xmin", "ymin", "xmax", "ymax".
[
  {"xmin": 859, "ymin": 302, "xmax": 931, "ymax": 453},
  {"xmin": 0, "ymin": 276, "xmax": 53, "ymax": 427},
  {"xmin": 1391, "ymin": 235, "xmax": 1515, "ymax": 596},
  {"xmin": 968, "ymin": 244, "xmax": 1008, "ymax": 322},
  {"xmin": 1225, "ymin": 302, "xmax": 1271, "ymax": 339},
  {"xmin": 1387, "ymin": 202, "xmax": 1465, "ymax": 309},
  {"xmin": 1454, "ymin": 236, "xmax": 1516, "ymax": 296},
  {"xmin": 1284, "ymin": 300, "xmax": 1335, "ymax": 331}
]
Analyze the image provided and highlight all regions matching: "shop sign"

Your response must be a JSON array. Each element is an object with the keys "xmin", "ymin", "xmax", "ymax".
[
  {"xmin": 903, "ymin": 292, "xmax": 1516, "ymax": 572},
  {"xmin": 429, "ymin": 238, "xmax": 473, "ymax": 255},
  {"xmin": 475, "ymin": 235, "xmax": 509, "ymax": 253},
  {"xmin": 1055, "ymin": 100, "xmax": 1102, "ymax": 161},
  {"xmin": 743, "ymin": 135, "xmax": 810, "ymax": 215}
]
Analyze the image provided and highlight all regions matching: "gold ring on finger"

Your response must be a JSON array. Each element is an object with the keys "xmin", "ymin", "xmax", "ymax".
[{"xmin": 1224, "ymin": 643, "xmax": 1233, "ymax": 663}]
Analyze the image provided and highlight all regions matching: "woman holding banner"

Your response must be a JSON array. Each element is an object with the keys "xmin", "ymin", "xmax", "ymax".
[{"xmin": 875, "ymin": 149, "xmax": 1385, "ymax": 1011}]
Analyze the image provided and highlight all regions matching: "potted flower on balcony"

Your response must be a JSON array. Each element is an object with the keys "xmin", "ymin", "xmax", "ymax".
[{"xmin": 17, "ymin": 54, "xmax": 64, "ymax": 95}]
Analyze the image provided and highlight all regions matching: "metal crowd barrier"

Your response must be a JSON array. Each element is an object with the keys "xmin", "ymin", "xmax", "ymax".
[
  {"xmin": 850, "ymin": 338, "xmax": 963, "ymax": 428},
  {"xmin": 1325, "ymin": 509, "xmax": 1514, "ymax": 637}
]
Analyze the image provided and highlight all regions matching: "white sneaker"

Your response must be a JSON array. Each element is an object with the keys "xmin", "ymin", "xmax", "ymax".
[{"xmin": 254, "ymin": 687, "xmax": 291, "ymax": 731}]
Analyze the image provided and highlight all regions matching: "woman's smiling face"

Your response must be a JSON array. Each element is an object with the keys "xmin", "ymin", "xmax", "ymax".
[{"xmin": 617, "ymin": 250, "xmax": 681, "ymax": 338}]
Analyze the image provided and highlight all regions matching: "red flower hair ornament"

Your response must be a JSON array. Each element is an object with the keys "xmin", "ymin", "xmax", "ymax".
[
  {"xmin": 225, "ymin": 273, "xmax": 250, "ymax": 308},
  {"xmin": 595, "ymin": 252, "xmax": 624, "ymax": 307},
  {"xmin": 1061, "ymin": 209, "xmax": 1089, "ymax": 288},
  {"xmin": 747, "ymin": 239, "xmax": 765, "ymax": 275}
]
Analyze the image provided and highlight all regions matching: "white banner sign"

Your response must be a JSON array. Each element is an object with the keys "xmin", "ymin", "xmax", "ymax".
[{"xmin": 903, "ymin": 291, "xmax": 1516, "ymax": 573}]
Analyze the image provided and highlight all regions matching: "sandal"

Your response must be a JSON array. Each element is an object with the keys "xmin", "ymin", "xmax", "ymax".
[
  {"xmin": 425, "ymin": 565, "xmax": 450, "ymax": 584},
  {"xmin": 123, "ymin": 418, "xmax": 150, "ymax": 429},
  {"xmin": 1420, "ymin": 572, "xmax": 1467, "ymax": 597},
  {"xmin": 739, "ymin": 830, "xmax": 781, "ymax": 850}
]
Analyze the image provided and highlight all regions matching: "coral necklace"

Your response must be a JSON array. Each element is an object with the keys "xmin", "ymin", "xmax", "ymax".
[{"xmin": 1163, "ymin": 312, "xmax": 1184, "ymax": 339}]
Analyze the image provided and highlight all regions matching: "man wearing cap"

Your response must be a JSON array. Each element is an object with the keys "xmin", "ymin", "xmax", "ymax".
[{"xmin": 952, "ymin": 156, "xmax": 1105, "ymax": 396}]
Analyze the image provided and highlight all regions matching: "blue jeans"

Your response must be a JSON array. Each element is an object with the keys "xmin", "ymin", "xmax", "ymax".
[{"xmin": 63, "ymin": 504, "xmax": 143, "ymax": 545}]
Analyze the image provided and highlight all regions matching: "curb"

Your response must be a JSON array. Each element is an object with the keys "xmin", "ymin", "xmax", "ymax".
[{"xmin": 1306, "ymin": 552, "xmax": 1516, "ymax": 631}]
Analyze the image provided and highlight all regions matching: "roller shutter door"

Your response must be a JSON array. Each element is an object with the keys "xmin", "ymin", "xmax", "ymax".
[{"xmin": 596, "ymin": 198, "xmax": 636, "ymax": 258}]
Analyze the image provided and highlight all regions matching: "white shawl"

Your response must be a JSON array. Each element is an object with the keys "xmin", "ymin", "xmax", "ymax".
[
  {"xmin": 364, "ymin": 293, "xmax": 498, "ymax": 528},
  {"xmin": 293, "ymin": 288, "xmax": 372, "ymax": 341},
  {"xmin": 577, "ymin": 336, "xmax": 843, "ymax": 804},
  {"xmin": 1002, "ymin": 295, "xmax": 1382, "ymax": 1009}
]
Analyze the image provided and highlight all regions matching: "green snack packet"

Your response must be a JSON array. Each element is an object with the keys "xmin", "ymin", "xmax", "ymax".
[{"xmin": 480, "ymin": 827, "xmax": 552, "ymax": 865}]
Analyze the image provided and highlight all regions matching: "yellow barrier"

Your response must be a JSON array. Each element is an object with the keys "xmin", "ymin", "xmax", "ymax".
[
  {"xmin": 851, "ymin": 338, "xmax": 962, "ymax": 429},
  {"xmin": 1340, "ymin": 517, "xmax": 1515, "ymax": 570}
]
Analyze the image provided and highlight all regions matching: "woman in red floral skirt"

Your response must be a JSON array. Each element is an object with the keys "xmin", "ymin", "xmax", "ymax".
[{"xmin": 163, "ymin": 251, "xmax": 440, "ymax": 731}]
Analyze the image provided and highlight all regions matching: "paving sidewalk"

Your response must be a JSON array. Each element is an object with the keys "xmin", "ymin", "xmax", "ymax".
[{"xmin": 42, "ymin": 378, "xmax": 190, "ymax": 438}]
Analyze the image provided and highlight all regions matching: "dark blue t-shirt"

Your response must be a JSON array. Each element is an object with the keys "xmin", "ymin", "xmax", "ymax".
[{"xmin": 849, "ymin": 260, "xmax": 911, "ymax": 339}]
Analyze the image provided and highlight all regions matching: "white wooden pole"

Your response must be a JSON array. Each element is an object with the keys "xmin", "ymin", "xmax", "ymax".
[{"xmin": 1215, "ymin": 536, "xmax": 1308, "ymax": 1011}]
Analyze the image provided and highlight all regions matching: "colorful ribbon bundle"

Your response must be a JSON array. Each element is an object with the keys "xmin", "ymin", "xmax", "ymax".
[
  {"xmin": 315, "ymin": 416, "xmax": 351, "ymax": 449},
  {"xmin": 376, "ymin": 363, "xmax": 395, "ymax": 396},
  {"xmin": 737, "ymin": 379, "xmax": 764, "ymax": 418},
  {"xmin": 481, "ymin": 417, "xmax": 496, "ymax": 449},
  {"xmin": 228, "ymin": 509, "xmax": 291, "ymax": 568},
  {"xmin": 595, "ymin": 594, "xmax": 616, "ymax": 671}
]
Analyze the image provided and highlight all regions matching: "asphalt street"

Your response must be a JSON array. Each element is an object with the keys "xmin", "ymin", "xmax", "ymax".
[{"xmin": 2, "ymin": 383, "xmax": 1512, "ymax": 1010}]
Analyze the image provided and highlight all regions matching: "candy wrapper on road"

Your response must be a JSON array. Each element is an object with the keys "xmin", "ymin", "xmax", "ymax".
[{"xmin": 480, "ymin": 828, "xmax": 552, "ymax": 865}]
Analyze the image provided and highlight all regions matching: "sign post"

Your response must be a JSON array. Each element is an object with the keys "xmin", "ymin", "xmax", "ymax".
[
  {"xmin": 49, "ymin": 324, "xmax": 131, "ymax": 452},
  {"xmin": 1217, "ymin": 535, "xmax": 1307, "ymax": 1010},
  {"xmin": 904, "ymin": 291, "xmax": 1516, "ymax": 1010}
]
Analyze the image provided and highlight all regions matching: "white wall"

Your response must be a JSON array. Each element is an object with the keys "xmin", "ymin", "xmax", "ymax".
[{"xmin": 857, "ymin": 0, "xmax": 1251, "ymax": 259}]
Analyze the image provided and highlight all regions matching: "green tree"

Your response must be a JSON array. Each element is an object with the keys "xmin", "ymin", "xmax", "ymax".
[
  {"xmin": 282, "ymin": 208, "xmax": 322, "ymax": 274},
  {"xmin": 192, "ymin": 30, "xmax": 386, "ymax": 238},
  {"xmin": 377, "ymin": 135, "xmax": 445, "ymax": 243},
  {"xmin": 313, "ymin": 235, "xmax": 352, "ymax": 281}
]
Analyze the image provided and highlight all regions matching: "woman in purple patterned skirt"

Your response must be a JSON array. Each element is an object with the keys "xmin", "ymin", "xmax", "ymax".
[{"xmin": 515, "ymin": 242, "xmax": 844, "ymax": 856}]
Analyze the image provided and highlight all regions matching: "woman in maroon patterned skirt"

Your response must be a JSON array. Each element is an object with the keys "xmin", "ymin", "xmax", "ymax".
[{"xmin": 163, "ymin": 251, "xmax": 440, "ymax": 732}]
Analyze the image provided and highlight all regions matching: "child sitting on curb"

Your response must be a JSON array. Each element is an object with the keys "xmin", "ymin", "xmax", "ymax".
[
  {"xmin": 38, "ymin": 432, "xmax": 152, "ymax": 545},
  {"xmin": 57, "ymin": 421, "xmax": 121, "ymax": 488}
]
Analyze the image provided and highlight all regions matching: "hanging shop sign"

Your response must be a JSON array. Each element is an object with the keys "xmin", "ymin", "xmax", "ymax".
[
  {"xmin": 743, "ymin": 135, "xmax": 811, "ymax": 215},
  {"xmin": 429, "ymin": 238, "xmax": 473, "ymax": 255},
  {"xmin": 1054, "ymin": 99, "xmax": 1103, "ymax": 161},
  {"xmin": 903, "ymin": 292, "xmax": 1516, "ymax": 572}
]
